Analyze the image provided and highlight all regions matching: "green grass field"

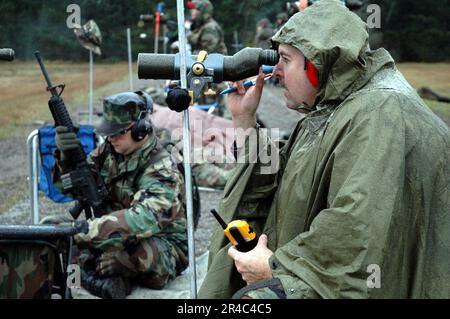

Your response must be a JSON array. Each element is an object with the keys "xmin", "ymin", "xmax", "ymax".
[
  {"xmin": 0, "ymin": 61, "xmax": 448, "ymax": 140},
  {"xmin": 0, "ymin": 61, "xmax": 130, "ymax": 139},
  {"xmin": 397, "ymin": 63, "xmax": 450, "ymax": 118}
]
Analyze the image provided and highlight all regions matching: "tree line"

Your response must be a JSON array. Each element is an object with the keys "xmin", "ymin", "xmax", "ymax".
[{"xmin": 0, "ymin": 0, "xmax": 448, "ymax": 62}]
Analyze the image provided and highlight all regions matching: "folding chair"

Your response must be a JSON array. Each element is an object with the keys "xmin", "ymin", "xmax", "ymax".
[
  {"xmin": 26, "ymin": 125, "xmax": 96, "ymax": 224},
  {"xmin": 0, "ymin": 125, "xmax": 96, "ymax": 299}
]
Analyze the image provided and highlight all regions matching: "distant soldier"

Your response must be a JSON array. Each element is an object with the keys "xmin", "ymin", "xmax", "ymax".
[
  {"xmin": 151, "ymin": 104, "xmax": 236, "ymax": 189},
  {"xmin": 186, "ymin": 0, "xmax": 229, "ymax": 117},
  {"xmin": 275, "ymin": 12, "xmax": 289, "ymax": 31},
  {"xmin": 50, "ymin": 91, "xmax": 188, "ymax": 299},
  {"xmin": 187, "ymin": 0, "xmax": 228, "ymax": 55},
  {"xmin": 254, "ymin": 18, "xmax": 275, "ymax": 49}
]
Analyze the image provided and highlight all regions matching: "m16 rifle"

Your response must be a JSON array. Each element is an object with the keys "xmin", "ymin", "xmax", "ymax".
[{"xmin": 34, "ymin": 51, "xmax": 108, "ymax": 220}]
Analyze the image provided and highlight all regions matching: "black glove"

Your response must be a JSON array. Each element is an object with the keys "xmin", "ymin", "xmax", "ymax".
[{"xmin": 55, "ymin": 126, "xmax": 80, "ymax": 159}]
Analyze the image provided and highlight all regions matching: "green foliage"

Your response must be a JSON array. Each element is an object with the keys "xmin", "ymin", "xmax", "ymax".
[
  {"xmin": 0, "ymin": 0, "xmax": 448, "ymax": 62},
  {"xmin": 213, "ymin": 0, "xmax": 284, "ymax": 51},
  {"xmin": 377, "ymin": 0, "xmax": 449, "ymax": 62},
  {"xmin": 0, "ymin": 0, "xmax": 156, "ymax": 61}
]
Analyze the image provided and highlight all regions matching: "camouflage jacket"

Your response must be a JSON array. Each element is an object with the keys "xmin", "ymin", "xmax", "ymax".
[
  {"xmin": 53, "ymin": 134, "xmax": 188, "ymax": 257},
  {"xmin": 187, "ymin": 18, "xmax": 228, "ymax": 54}
]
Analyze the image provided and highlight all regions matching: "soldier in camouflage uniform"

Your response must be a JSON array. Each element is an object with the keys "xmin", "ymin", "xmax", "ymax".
[
  {"xmin": 186, "ymin": 0, "xmax": 229, "ymax": 117},
  {"xmin": 275, "ymin": 13, "xmax": 288, "ymax": 31},
  {"xmin": 52, "ymin": 91, "xmax": 188, "ymax": 298},
  {"xmin": 187, "ymin": 0, "xmax": 227, "ymax": 55},
  {"xmin": 254, "ymin": 18, "xmax": 275, "ymax": 49},
  {"xmin": 155, "ymin": 127, "xmax": 234, "ymax": 189}
]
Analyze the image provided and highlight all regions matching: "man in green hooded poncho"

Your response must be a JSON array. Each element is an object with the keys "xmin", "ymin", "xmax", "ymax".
[{"xmin": 198, "ymin": 0, "xmax": 449, "ymax": 299}]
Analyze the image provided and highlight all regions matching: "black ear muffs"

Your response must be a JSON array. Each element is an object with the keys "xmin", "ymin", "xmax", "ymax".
[
  {"xmin": 131, "ymin": 111, "xmax": 152, "ymax": 141},
  {"xmin": 130, "ymin": 91, "xmax": 154, "ymax": 142}
]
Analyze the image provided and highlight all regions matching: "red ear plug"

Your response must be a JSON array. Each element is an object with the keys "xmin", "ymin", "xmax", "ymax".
[{"xmin": 306, "ymin": 59, "xmax": 319, "ymax": 88}]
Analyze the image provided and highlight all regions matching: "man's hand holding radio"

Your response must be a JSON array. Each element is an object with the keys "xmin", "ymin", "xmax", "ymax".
[{"xmin": 228, "ymin": 234, "xmax": 274, "ymax": 285}]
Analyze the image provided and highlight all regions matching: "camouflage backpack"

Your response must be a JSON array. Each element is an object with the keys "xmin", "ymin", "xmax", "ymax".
[{"xmin": 0, "ymin": 238, "xmax": 70, "ymax": 299}]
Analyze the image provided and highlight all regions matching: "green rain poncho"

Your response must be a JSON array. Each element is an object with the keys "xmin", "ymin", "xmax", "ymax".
[{"xmin": 198, "ymin": 0, "xmax": 450, "ymax": 298}]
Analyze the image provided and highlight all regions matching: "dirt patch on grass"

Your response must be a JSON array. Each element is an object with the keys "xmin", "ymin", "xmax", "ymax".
[
  {"xmin": 398, "ymin": 63, "xmax": 450, "ymax": 97},
  {"xmin": 0, "ymin": 176, "xmax": 28, "ymax": 214}
]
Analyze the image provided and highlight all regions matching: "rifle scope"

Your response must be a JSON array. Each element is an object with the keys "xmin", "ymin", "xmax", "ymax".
[
  {"xmin": 0, "ymin": 48, "xmax": 15, "ymax": 61},
  {"xmin": 138, "ymin": 47, "xmax": 279, "ymax": 83}
]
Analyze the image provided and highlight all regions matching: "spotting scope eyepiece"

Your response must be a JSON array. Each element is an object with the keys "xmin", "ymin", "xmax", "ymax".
[
  {"xmin": 0, "ymin": 48, "xmax": 15, "ymax": 62},
  {"xmin": 137, "ymin": 47, "xmax": 279, "ymax": 83}
]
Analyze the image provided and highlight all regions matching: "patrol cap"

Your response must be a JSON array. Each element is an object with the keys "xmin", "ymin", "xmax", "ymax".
[
  {"xmin": 187, "ymin": 0, "xmax": 213, "ymax": 15},
  {"xmin": 73, "ymin": 19, "xmax": 102, "ymax": 56},
  {"xmin": 95, "ymin": 91, "xmax": 153, "ymax": 136}
]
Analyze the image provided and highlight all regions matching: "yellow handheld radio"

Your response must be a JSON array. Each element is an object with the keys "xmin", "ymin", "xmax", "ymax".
[{"xmin": 210, "ymin": 209, "xmax": 258, "ymax": 252}]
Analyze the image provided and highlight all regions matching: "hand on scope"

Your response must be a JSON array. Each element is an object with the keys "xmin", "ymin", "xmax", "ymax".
[
  {"xmin": 55, "ymin": 126, "xmax": 80, "ymax": 159},
  {"xmin": 226, "ymin": 68, "xmax": 265, "ymax": 130},
  {"xmin": 228, "ymin": 234, "xmax": 274, "ymax": 285}
]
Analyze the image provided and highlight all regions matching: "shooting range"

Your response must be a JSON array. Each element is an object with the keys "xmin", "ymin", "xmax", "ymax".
[{"xmin": 0, "ymin": 0, "xmax": 449, "ymax": 305}]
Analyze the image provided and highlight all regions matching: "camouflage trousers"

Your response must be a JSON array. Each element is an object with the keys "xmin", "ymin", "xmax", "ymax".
[
  {"xmin": 192, "ymin": 162, "xmax": 235, "ymax": 188},
  {"xmin": 76, "ymin": 236, "xmax": 185, "ymax": 290},
  {"xmin": 232, "ymin": 278, "xmax": 287, "ymax": 299}
]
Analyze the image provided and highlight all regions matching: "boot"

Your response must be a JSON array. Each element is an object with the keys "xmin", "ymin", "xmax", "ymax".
[{"xmin": 81, "ymin": 269, "xmax": 131, "ymax": 299}]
